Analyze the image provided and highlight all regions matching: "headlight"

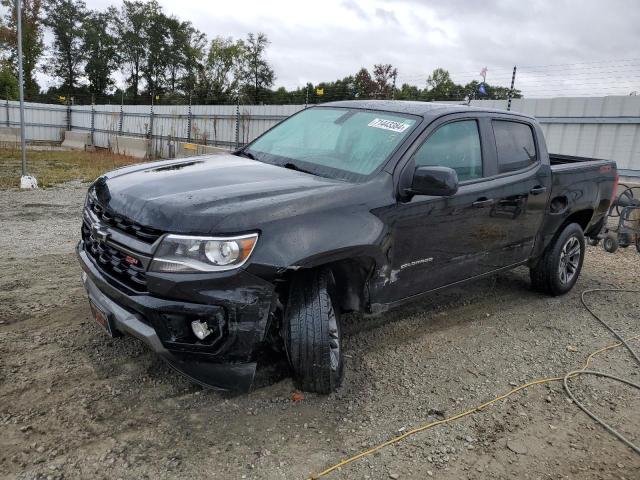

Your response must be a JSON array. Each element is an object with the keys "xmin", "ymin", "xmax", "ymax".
[{"xmin": 149, "ymin": 233, "xmax": 258, "ymax": 273}]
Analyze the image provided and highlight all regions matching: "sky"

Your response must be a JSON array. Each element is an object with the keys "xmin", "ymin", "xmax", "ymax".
[{"xmin": 57, "ymin": 0, "xmax": 640, "ymax": 96}]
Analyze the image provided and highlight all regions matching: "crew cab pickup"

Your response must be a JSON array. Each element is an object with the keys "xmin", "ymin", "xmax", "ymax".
[{"xmin": 77, "ymin": 100, "xmax": 617, "ymax": 393}]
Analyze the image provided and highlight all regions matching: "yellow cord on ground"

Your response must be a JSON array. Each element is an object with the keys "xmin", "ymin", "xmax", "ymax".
[{"xmin": 308, "ymin": 334, "xmax": 640, "ymax": 479}]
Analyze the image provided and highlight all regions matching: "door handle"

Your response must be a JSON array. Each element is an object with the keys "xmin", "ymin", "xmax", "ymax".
[
  {"xmin": 472, "ymin": 198, "xmax": 495, "ymax": 208},
  {"xmin": 530, "ymin": 185, "xmax": 548, "ymax": 195}
]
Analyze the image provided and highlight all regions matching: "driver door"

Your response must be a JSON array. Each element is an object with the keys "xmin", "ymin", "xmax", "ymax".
[{"xmin": 381, "ymin": 114, "xmax": 509, "ymax": 302}]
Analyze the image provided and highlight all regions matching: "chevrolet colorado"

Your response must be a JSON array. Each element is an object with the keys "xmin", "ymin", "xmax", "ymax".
[{"xmin": 77, "ymin": 100, "xmax": 618, "ymax": 393}]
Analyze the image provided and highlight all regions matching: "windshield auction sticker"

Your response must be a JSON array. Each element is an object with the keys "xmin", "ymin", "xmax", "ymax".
[{"xmin": 368, "ymin": 118, "xmax": 412, "ymax": 133}]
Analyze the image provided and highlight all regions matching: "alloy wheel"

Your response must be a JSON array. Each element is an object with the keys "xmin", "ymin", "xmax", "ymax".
[{"xmin": 559, "ymin": 236, "xmax": 581, "ymax": 284}]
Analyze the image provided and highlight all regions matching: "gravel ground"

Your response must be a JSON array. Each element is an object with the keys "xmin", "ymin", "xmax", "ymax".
[{"xmin": 1, "ymin": 184, "xmax": 639, "ymax": 480}]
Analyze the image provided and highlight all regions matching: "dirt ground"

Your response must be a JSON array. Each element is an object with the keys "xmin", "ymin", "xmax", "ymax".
[{"xmin": 1, "ymin": 183, "xmax": 639, "ymax": 480}]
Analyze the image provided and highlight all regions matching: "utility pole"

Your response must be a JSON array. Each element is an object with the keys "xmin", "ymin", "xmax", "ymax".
[
  {"xmin": 391, "ymin": 69, "xmax": 397, "ymax": 100},
  {"xmin": 16, "ymin": 0, "xmax": 29, "ymax": 182},
  {"xmin": 305, "ymin": 84, "xmax": 309, "ymax": 108},
  {"xmin": 118, "ymin": 91, "xmax": 124, "ymax": 135},
  {"xmin": 234, "ymin": 93, "xmax": 240, "ymax": 149},
  {"xmin": 507, "ymin": 66, "xmax": 517, "ymax": 111},
  {"xmin": 187, "ymin": 92, "xmax": 192, "ymax": 142},
  {"xmin": 5, "ymin": 88, "xmax": 9, "ymax": 127},
  {"xmin": 90, "ymin": 94, "xmax": 95, "ymax": 146},
  {"xmin": 148, "ymin": 92, "xmax": 155, "ymax": 158}
]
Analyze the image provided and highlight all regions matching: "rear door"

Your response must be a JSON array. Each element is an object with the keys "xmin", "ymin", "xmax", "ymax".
[{"xmin": 485, "ymin": 117, "xmax": 551, "ymax": 267}]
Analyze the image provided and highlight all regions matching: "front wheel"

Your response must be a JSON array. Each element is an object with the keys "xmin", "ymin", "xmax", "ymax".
[
  {"xmin": 530, "ymin": 223, "xmax": 585, "ymax": 296},
  {"xmin": 284, "ymin": 269, "xmax": 343, "ymax": 394}
]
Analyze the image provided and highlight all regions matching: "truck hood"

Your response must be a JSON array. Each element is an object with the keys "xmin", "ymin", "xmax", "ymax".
[{"xmin": 92, "ymin": 154, "xmax": 352, "ymax": 234}]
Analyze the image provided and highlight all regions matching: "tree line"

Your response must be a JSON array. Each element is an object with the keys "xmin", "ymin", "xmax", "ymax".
[
  {"xmin": 0, "ymin": 0, "xmax": 520, "ymax": 105},
  {"xmin": 281, "ymin": 67, "xmax": 521, "ymax": 104}
]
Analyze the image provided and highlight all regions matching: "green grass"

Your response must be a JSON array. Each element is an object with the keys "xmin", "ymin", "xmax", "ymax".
[{"xmin": 0, "ymin": 146, "xmax": 145, "ymax": 189}]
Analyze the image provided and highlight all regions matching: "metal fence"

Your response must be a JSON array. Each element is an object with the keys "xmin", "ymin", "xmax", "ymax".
[
  {"xmin": 447, "ymin": 96, "xmax": 640, "ymax": 177},
  {"xmin": 2, "ymin": 99, "xmax": 304, "ymax": 157},
  {"xmin": 3, "ymin": 96, "xmax": 640, "ymax": 176}
]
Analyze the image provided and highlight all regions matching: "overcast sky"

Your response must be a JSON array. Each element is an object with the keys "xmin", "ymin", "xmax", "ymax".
[{"xmin": 70, "ymin": 0, "xmax": 640, "ymax": 96}]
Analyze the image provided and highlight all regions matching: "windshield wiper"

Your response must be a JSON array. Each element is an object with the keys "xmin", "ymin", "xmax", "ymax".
[
  {"xmin": 283, "ymin": 162, "xmax": 316, "ymax": 175},
  {"xmin": 236, "ymin": 149, "xmax": 256, "ymax": 160}
]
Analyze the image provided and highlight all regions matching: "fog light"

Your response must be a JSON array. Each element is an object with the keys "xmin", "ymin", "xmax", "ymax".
[{"xmin": 191, "ymin": 320, "xmax": 212, "ymax": 340}]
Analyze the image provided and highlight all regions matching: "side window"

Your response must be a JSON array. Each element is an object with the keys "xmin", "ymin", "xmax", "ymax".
[
  {"xmin": 492, "ymin": 120, "xmax": 537, "ymax": 173},
  {"xmin": 413, "ymin": 120, "xmax": 482, "ymax": 181}
]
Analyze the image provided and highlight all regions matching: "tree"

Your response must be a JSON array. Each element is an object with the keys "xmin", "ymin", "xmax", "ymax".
[
  {"xmin": 240, "ymin": 32, "xmax": 274, "ymax": 104},
  {"xmin": 463, "ymin": 80, "xmax": 522, "ymax": 100},
  {"xmin": 330, "ymin": 75, "xmax": 357, "ymax": 101},
  {"xmin": 116, "ymin": 0, "xmax": 154, "ymax": 102},
  {"xmin": 354, "ymin": 67, "xmax": 375, "ymax": 99},
  {"xmin": 43, "ymin": 0, "xmax": 88, "ymax": 94},
  {"xmin": 83, "ymin": 8, "xmax": 119, "ymax": 97},
  {"xmin": 395, "ymin": 83, "xmax": 421, "ymax": 100},
  {"xmin": 0, "ymin": 0, "xmax": 44, "ymax": 99},
  {"xmin": 173, "ymin": 21, "xmax": 206, "ymax": 97},
  {"xmin": 197, "ymin": 36, "xmax": 244, "ymax": 102},
  {"xmin": 139, "ymin": 1, "xmax": 167, "ymax": 97},
  {"xmin": 423, "ymin": 68, "xmax": 459, "ymax": 100},
  {"xmin": 0, "ymin": 61, "xmax": 18, "ymax": 99},
  {"xmin": 372, "ymin": 63, "xmax": 397, "ymax": 99}
]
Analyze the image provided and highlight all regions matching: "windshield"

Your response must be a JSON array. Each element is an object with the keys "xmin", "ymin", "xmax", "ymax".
[{"xmin": 242, "ymin": 107, "xmax": 419, "ymax": 181}]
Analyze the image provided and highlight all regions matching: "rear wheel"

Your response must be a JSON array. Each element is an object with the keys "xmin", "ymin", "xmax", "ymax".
[
  {"xmin": 530, "ymin": 223, "xmax": 585, "ymax": 296},
  {"xmin": 603, "ymin": 234, "xmax": 619, "ymax": 253},
  {"xmin": 636, "ymin": 237, "xmax": 640, "ymax": 254},
  {"xmin": 284, "ymin": 269, "xmax": 343, "ymax": 394}
]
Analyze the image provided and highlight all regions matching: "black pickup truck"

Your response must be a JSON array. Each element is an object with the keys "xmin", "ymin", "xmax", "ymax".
[{"xmin": 77, "ymin": 100, "xmax": 617, "ymax": 393}]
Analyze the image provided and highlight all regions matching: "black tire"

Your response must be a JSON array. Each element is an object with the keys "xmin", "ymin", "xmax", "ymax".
[
  {"xmin": 636, "ymin": 237, "xmax": 640, "ymax": 254},
  {"xmin": 587, "ymin": 237, "xmax": 600, "ymax": 246},
  {"xmin": 284, "ymin": 269, "xmax": 343, "ymax": 394},
  {"xmin": 530, "ymin": 223, "xmax": 585, "ymax": 296},
  {"xmin": 603, "ymin": 234, "xmax": 619, "ymax": 253}
]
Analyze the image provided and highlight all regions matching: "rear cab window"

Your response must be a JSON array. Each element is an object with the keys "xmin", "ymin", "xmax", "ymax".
[{"xmin": 492, "ymin": 120, "xmax": 537, "ymax": 173}]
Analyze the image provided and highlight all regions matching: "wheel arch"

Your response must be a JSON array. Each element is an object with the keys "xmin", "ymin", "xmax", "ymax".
[
  {"xmin": 531, "ymin": 208, "xmax": 593, "ymax": 267},
  {"xmin": 564, "ymin": 208, "xmax": 595, "ymax": 234},
  {"xmin": 278, "ymin": 254, "xmax": 379, "ymax": 315}
]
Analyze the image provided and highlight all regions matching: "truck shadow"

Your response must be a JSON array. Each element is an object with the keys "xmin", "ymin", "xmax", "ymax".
[
  {"xmin": 82, "ymin": 268, "xmax": 534, "ymax": 395},
  {"xmin": 341, "ymin": 268, "xmax": 533, "ymax": 338}
]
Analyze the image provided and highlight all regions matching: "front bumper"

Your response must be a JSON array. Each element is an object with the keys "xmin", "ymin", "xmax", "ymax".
[{"xmin": 76, "ymin": 242, "xmax": 276, "ymax": 392}]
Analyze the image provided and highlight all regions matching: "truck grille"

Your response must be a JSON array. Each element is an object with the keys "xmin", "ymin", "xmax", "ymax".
[
  {"xmin": 87, "ymin": 198, "xmax": 161, "ymax": 243},
  {"xmin": 82, "ymin": 221, "xmax": 148, "ymax": 293}
]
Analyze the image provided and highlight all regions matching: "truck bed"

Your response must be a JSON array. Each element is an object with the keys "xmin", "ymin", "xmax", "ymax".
[
  {"xmin": 549, "ymin": 153, "xmax": 611, "ymax": 167},
  {"xmin": 541, "ymin": 153, "xmax": 617, "ymax": 245},
  {"xmin": 549, "ymin": 153, "xmax": 616, "ymax": 178}
]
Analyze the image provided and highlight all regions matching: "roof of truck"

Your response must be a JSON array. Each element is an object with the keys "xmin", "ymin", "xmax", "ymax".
[{"xmin": 319, "ymin": 100, "xmax": 533, "ymax": 120}]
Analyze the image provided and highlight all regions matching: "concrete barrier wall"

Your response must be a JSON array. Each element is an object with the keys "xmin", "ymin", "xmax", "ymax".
[
  {"xmin": 61, "ymin": 130, "xmax": 90, "ymax": 150},
  {"xmin": 176, "ymin": 142, "xmax": 228, "ymax": 158},
  {"xmin": 113, "ymin": 135, "xmax": 149, "ymax": 158},
  {"xmin": 199, "ymin": 145, "xmax": 228, "ymax": 156},
  {"xmin": 0, "ymin": 127, "xmax": 19, "ymax": 143}
]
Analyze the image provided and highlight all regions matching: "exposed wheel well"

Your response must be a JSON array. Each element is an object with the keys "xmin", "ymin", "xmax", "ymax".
[
  {"xmin": 563, "ymin": 209, "xmax": 594, "ymax": 233},
  {"xmin": 278, "ymin": 257, "xmax": 375, "ymax": 315},
  {"xmin": 326, "ymin": 257, "xmax": 374, "ymax": 313}
]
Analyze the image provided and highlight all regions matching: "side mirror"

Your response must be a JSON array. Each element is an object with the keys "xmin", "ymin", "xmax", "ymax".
[{"xmin": 410, "ymin": 166, "xmax": 459, "ymax": 197}]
